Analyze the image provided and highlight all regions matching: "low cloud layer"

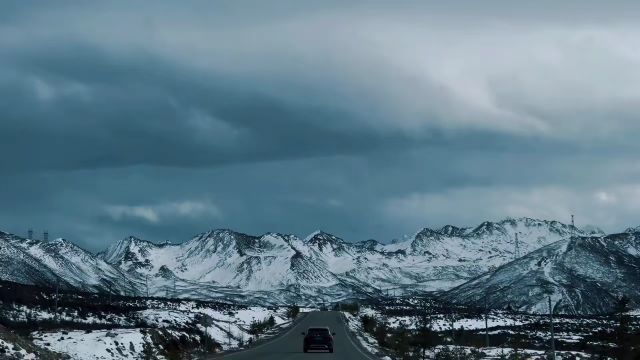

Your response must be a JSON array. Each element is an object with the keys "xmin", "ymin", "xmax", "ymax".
[
  {"xmin": 1, "ymin": 1, "xmax": 639, "ymax": 251},
  {"xmin": 105, "ymin": 200, "xmax": 222, "ymax": 224}
]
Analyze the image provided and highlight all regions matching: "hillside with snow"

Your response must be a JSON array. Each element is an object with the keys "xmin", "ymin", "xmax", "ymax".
[
  {"xmin": 442, "ymin": 230, "xmax": 640, "ymax": 314},
  {"xmin": 1, "ymin": 218, "xmax": 637, "ymax": 313}
]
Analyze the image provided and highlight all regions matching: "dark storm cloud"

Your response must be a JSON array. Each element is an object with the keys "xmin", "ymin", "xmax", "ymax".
[
  {"xmin": 2, "ymin": 1, "xmax": 640, "ymax": 251},
  {"xmin": 0, "ymin": 43, "xmax": 410, "ymax": 172}
]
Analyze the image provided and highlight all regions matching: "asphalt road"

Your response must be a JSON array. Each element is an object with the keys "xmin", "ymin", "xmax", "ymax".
[{"xmin": 216, "ymin": 311, "xmax": 377, "ymax": 360}]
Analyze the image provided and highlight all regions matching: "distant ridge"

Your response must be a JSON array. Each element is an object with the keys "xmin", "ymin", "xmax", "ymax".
[{"xmin": 2, "ymin": 217, "xmax": 638, "ymax": 313}]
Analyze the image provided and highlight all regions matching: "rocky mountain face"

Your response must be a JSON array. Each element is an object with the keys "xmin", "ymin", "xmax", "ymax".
[
  {"xmin": 0, "ymin": 231, "xmax": 62, "ymax": 288},
  {"xmin": 441, "ymin": 231, "xmax": 640, "ymax": 314},
  {"xmin": 0, "ymin": 231, "xmax": 136, "ymax": 294},
  {"xmin": 1, "ymin": 218, "xmax": 636, "ymax": 313}
]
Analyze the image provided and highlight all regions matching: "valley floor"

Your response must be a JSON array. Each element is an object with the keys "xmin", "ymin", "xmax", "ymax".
[
  {"xmin": 341, "ymin": 299, "xmax": 640, "ymax": 359},
  {"xmin": 0, "ymin": 281, "xmax": 299, "ymax": 359}
]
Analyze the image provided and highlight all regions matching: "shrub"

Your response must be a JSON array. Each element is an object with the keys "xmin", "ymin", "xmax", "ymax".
[
  {"xmin": 360, "ymin": 315, "xmax": 377, "ymax": 334},
  {"xmin": 286, "ymin": 305, "xmax": 300, "ymax": 320}
]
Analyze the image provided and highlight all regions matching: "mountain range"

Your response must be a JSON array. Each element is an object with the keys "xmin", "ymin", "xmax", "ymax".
[
  {"xmin": 442, "ymin": 230, "xmax": 640, "ymax": 314},
  {"xmin": 1, "ymin": 217, "xmax": 637, "ymax": 314}
]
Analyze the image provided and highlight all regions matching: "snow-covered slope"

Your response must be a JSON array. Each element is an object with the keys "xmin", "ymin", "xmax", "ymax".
[
  {"xmin": 0, "ymin": 232, "xmax": 64, "ymax": 287},
  {"xmin": 0, "ymin": 217, "xmax": 625, "ymax": 310},
  {"xmin": 95, "ymin": 218, "xmax": 591, "ymax": 301},
  {"xmin": 1, "ymin": 232, "xmax": 134, "ymax": 294},
  {"xmin": 441, "ymin": 231, "xmax": 640, "ymax": 314}
]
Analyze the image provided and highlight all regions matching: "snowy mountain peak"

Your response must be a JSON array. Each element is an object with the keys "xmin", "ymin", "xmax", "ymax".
[
  {"xmin": 470, "ymin": 221, "xmax": 509, "ymax": 237},
  {"xmin": 581, "ymin": 225, "xmax": 606, "ymax": 236},
  {"xmin": 415, "ymin": 227, "xmax": 443, "ymax": 237},
  {"xmin": 102, "ymin": 236, "xmax": 158, "ymax": 266},
  {"xmin": 439, "ymin": 225, "xmax": 467, "ymax": 237},
  {"xmin": 304, "ymin": 231, "xmax": 348, "ymax": 255},
  {"xmin": 443, "ymin": 231, "xmax": 640, "ymax": 314},
  {"xmin": 354, "ymin": 239, "xmax": 381, "ymax": 251},
  {"xmin": 304, "ymin": 230, "xmax": 323, "ymax": 242},
  {"xmin": 42, "ymin": 238, "xmax": 84, "ymax": 253},
  {"xmin": 3, "ymin": 218, "xmax": 639, "ymax": 311},
  {"xmin": 625, "ymin": 226, "xmax": 640, "ymax": 234},
  {"xmin": 304, "ymin": 230, "xmax": 343, "ymax": 243},
  {"xmin": 409, "ymin": 228, "xmax": 445, "ymax": 254},
  {"xmin": 195, "ymin": 228, "xmax": 247, "ymax": 241}
]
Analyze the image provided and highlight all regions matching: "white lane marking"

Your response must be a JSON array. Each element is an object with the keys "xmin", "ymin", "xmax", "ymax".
[
  {"xmin": 219, "ymin": 314, "xmax": 307, "ymax": 358},
  {"xmin": 339, "ymin": 313, "xmax": 378, "ymax": 360},
  {"xmin": 215, "ymin": 312, "xmax": 377, "ymax": 359}
]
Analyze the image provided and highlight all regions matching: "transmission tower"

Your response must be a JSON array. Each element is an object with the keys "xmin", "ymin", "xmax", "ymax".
[
  {"xmin": 514, "ymin": 232, "xmax": 521, "ymax": 259},
  {"xmin": 548, "ymin": 296, "xmax": 556, "ymax": 360},
  {"xmin": 43, "ymin": 231, "xmax": 49, "ymax": 242},
  {"xmin": 27, "ymin": 229, "xmax": 33, "ymax": 239},
  {"xmin": 571, "ymin": 215, "xmax": 575, "ymax": 239}
]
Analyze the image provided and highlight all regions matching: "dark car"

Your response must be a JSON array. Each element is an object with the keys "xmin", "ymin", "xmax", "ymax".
[{"xmin": 302, "ymin": 327, "xmax": 336, "ymax": 353}]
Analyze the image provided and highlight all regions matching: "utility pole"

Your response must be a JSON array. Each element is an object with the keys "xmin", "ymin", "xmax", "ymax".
[
  {"xmin": 548, "ymin": 296, "xmax": 556, "ymax": 360},
  {"xmin": 108, "ymin": 283, "xmax": 112, "ymax": 304},
  {"xmin": 571, "ymin": 215, "xmax": 575, "ymax": 239},
  {"xmin": 54, "ymin": 279, "xmax": 60, "ymax": 322},
  {"xmin": 450, "ymin": 309, "xmax": 455, "ymax": 345},
  {"xmin": 484, "ymin": 292, "xmax": 490, "ymax": 348},
  {"xmin": 121, "ymin": 271, "xmax": 127, "ymax": 297},
  {"xmin": 200, "ymin": 315, "xmax": 213, "ymax": 351}
]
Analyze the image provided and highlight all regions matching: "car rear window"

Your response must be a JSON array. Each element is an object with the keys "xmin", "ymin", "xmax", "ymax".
[{"xmin": 307, "ymin": 328, "xmax": 330, "ymax": 335}]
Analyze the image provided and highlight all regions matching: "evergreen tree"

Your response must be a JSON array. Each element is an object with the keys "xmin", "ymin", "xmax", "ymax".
[
  {"xmin": 412, "ymin": 300, "xmax": 436, "ymax": 359},
  {"xmin": 614, "ymin": 295, "xmax": 631, "ymax": 360},
  {"xmin": 141, "ymin": 340, "xmax": 156, "ymax": 360},
  {"xmin": 286, "ymin": 305, "xmax": 300, "ymax": 320},
  {"xmin": 360, "ymin": 314, "xmax": 377, "ymax": 334},
  {"xmin": 392, "ymin": 323, "xmax": 411, "ymax": 360},
  {"xmin": 374, "ymin": 322, "xmax": 389, "ymax": 347}
]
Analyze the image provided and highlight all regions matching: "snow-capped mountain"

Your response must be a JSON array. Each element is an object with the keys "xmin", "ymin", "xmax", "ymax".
[
  {"xmin": 0, "ymin": 217, "xmax": 632, "ymax": 311},
  {"xmin": 441, "ymin": 230, "xmax": 640, "ymax": 314},
  {"xmin": 625, "ymin": 225, "xmax": 640, "ymax": 233},
  {"xmin": 0, "ymin": 231, "xmax": 63, "ymax": 287},
  {"xmin": 94, "ymin": 218, "xmax": 588, "ymax": 299},
  {"xmin": 0, "ymin": 231, "xmax": 135, "ymax": 294}
]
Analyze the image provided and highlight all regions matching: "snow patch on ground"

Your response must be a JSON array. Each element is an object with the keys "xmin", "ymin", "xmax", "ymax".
[
  {"xmin": 33, "ymin": 329, "xmax": 151, "ymax": 360},
  {"xmin": 0, "ymin": 337, "xmax": 37, "ymax": 359},
  {"xmin": 342, "ymin": 312, "xmax": 387, "ymax": 357}
]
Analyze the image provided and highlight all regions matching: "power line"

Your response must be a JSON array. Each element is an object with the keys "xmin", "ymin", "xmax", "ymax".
[
  {"xmin": 571, "ymin": 214, "xmax": 575, "ymax": 239},
  {"xmin": 548, "ymin": 296, "xmax": 556, "ymax": 360},
  {"xmin": 484, "ymin": 291, "xmax": 490, "ymax": 348}
]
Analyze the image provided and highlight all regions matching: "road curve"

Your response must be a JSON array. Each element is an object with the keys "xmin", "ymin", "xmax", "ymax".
[{"xmin": 214, "ymin": 311, "xmax": 377, "ymax": 360}]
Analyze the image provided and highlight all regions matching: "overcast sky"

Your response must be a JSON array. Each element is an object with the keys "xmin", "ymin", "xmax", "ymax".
[{"xmin": 2, "ymin": 1, "xmax": 640, "ymax": 252}]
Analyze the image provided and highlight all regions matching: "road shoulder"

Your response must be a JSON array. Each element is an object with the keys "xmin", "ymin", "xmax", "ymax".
[{"xmin": 201, "ymin": 312, "xmax": 308, "ymax": 359}]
